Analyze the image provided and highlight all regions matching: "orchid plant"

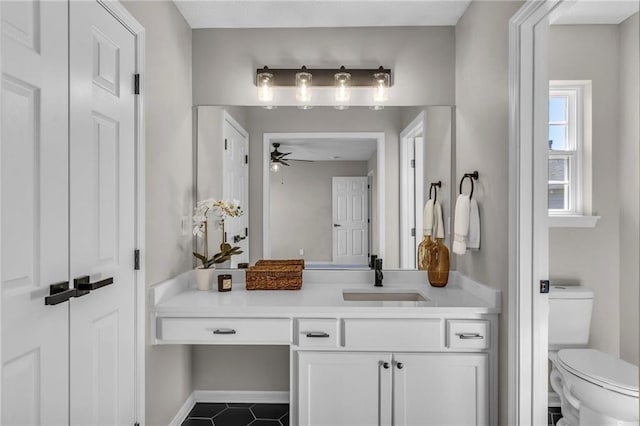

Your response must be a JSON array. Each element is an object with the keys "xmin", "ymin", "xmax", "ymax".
[{"xmin": 193, "ymin": 199, "xmax": 244, "ymax": 268}]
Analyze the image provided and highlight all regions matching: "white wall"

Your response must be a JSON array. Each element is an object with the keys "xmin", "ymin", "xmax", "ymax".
[
  {"xmin": 270, "ymin": 160, "xmax": 368, "ymax": 261},
  {"xmin": 548, "ymin": 25, "xmax": 621, "ymax": 357},
  {"xmin": 246, "ymin": 106, "xmax": 403, "ymax": 267},
  {"xmin": 618, "ymin": 12, "xmax": 639, "ymax": 366},
  {"xmin": 455, "ymin": 2, "xmax": 524, "ymax": 424},
  {"xmin": 192, "ymin": 27, "xmax": 455, "ymax": 106},
  {"xmin": 121, "ymin": 2, "xmax": 193, "ymax": 425}
]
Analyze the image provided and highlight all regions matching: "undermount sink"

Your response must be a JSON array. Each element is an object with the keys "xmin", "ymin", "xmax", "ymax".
[{"xmin": 343, "ymin": 291, "xmax": 428, "ymax": 302}]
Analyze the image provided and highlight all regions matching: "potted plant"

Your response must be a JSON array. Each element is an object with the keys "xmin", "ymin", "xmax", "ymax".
[{"xmin": 192, "ymin": 199, "xmax": 244, "ymax": 290}]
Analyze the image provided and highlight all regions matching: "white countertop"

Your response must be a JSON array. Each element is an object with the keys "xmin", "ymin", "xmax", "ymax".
[{"xmin": 151, "ymin": 270, "xmax": 501, "ymax": 317}]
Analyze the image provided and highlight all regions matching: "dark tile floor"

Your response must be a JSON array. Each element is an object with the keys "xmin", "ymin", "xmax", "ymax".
[
  {"xmin": 548, "ymin": 406, "xmax": 562, "ymax": 426},
  {"xmin": 182, "ymin": 403, "xmax": 289, "ymax": 426}
]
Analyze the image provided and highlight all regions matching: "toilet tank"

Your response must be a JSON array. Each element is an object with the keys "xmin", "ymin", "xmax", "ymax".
[{"xmin": 548, "ymin": 285, "xmax": 594, "ymax": 349}]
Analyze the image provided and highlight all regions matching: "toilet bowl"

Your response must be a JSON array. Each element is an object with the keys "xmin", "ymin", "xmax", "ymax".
[
  {"xmin": 548, "ymin": 285, "xmax": 639, "ymax": 425},
  {"xmin": 550, "ymin": 349, "xmax": 639, "ymax": 426}
]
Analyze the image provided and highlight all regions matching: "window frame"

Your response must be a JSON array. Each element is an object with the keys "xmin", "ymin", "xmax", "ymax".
[{"xmin": 548, "ymin": 84, "xmax": 583, "ymax": 216}]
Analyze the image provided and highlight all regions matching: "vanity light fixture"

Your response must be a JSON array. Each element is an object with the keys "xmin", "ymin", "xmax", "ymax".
[
  {"xmin": 255, "ymin": 65, "xmax": 392, "ymax": 108},
  {"xmin": 295, "ymin": 66, "xmax": 313, "ymax": 103}
]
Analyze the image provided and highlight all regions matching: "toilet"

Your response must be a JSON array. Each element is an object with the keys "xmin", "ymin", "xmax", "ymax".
[{"xmin": 549, "ymin": 285, "xmax": 639, "ymax": 426}]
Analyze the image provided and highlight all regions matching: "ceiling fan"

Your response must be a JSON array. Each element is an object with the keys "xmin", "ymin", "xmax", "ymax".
[{"xmin": 270, "ymin": 143, "xmax": 313, "ymax": 172}]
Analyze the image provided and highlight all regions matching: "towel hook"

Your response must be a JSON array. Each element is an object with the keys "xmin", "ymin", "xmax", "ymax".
[
  {"xmin": 429, "ymin": 181, "xmax": 442, "ymax": 202},
  {"xmin": 459, "ymin": 171, "xmax": 479, "ymax": 200}
]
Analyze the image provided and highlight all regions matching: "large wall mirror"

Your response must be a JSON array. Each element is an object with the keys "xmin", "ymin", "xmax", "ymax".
[{"xmin": 194, "ymin": 105, "xmax": 455, "ymax": 270}]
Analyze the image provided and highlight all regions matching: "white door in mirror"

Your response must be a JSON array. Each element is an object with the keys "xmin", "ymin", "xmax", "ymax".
[{"xmin": 332, "ymin": 176, "xmax": 369, "ymax": 265}]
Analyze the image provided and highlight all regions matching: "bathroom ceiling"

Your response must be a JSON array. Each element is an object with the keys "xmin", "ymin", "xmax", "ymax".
[
  {"xmin": 173, "ymin": 1, "xmax": 472, "ymax": 29},
  {"xmin": 272, "ymin": 137, "xmax": 378, "ymax": 161},
  {"xmin": 553, "ymin": 0, "xmax": 639, "ymax": 24}
]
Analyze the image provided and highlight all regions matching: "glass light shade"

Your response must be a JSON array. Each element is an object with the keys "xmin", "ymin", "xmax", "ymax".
[
  {"xmin": 270, "ymin": 161, "xmax": 281, "ymax": 173},
  {"xmin": 373, "ymin": 71, "xmax": 390, "ymax": 102},
  {"xmin": 334, "ymin": 71, "xmax": 351, "ymax": 103},
  {"xmin": 295, "ymin": 69, "xmax": 313, "ymax": 103},
  {"xmin": 257, "ymin": 71, "xmax": 274, "ymax": 102}
]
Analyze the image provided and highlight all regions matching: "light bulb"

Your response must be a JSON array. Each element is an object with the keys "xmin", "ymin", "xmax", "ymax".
[
  {"xmin": 270, "ymin": 161, "xmax": 281, "ymax": 173},
  {"xmin": 373, "ymin": 68, "xmax": 390, "ymax": 103},
  {"xmin": 334, "ymin": 68, "xmax": 351, "ymax": 103},
  {"xmin": 257, "ymin": 67, "xmax": 274, "ymax": 102},
  {"xmin": 296, "ymin": 66, "xmax": 312, "ymax": 103}
]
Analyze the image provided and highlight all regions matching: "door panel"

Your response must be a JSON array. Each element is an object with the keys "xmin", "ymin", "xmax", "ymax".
[
  {"xmin": 393, "ymin": 353, "xmax": 488, "ymax": 426},
  {"xmin": 298, "ymin": 351, "xmax": 391, "ymax": 426},
  {"xmin": 332, "ymin": 177, "xmax": 368, "ymax": 265},
  {"xmin": 222, "ymin": 118, "xmax": 249, "ymax": 266},
  {"xmin": 68, "ymin": 2, "xmax": 136, "ymax": 424},
  {"xmin": 1, "ymin": 1, "xmax": 70, "ymax": 424}
]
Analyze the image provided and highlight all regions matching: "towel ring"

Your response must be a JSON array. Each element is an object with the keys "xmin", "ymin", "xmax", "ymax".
[
  {"xmin": 459, "ymin": 171, "xmax": 479, "ymax": 200},
  {"xmin": 429, "ymin": 181, "xmax": 442, "ymax": 202}
]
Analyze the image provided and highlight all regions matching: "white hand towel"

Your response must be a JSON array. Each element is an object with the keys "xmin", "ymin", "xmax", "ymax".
[
  {"xmin": 452, "ymin": 194, "xmax": 470, "ymax": 255},
  {"xmin": 434, "ymin": 200, "xmax": 445, "ymax": 239},
  {"xmin": 467, "ymin": 198, "xmax": 480, "ymax": 250},
  {"xmin": 423, "ymin": 199, "xmax": 434, "ymax": 236}
]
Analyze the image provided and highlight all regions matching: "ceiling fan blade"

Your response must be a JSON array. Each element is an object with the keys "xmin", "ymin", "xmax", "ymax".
[
  {"xmin": 280, "ymin": 160, "xmax": 290, "ymax": 166},
  {"xmin": 291, "ymin": 159, "xmax": 314, "ymax": 162}
]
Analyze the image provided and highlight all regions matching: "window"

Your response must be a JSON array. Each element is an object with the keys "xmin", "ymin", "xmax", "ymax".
[{"xmin": 548, "ymin": 84, "xmax": 581, "ymax": 215}]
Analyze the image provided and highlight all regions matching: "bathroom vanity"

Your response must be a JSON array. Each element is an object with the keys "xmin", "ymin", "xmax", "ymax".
[{"xmin": 151, "ymin": 270, "xmax": 501, "ymax": 425}]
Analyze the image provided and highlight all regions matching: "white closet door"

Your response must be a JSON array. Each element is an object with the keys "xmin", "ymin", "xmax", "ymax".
[
  {"xmin": 222, "ymin": 117, "xmax": 249, "ymax": 266},
  {"xmin": 68, "ymin": 2, "xmax": 136, "ymax": 425},
  {"xmin": 1, "ymin": 1, "xmax": 70, "ymax": 424},
  {"xmin": 332, "ymin": 177, "xmax": 369, "ymax": 265}
]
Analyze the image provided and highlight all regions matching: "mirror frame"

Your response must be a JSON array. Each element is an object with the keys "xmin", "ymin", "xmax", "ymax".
[{"xmin": 262, "ymin": 132, "xmax": 386, "ymax": 262}]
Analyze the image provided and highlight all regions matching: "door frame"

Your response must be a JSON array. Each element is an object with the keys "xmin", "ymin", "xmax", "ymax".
[
  {"xmin": 262, "ymin": 132, "xmax": 385, "ymax": 260},
  {"xmin": 0, "ymin": 1, "xmax": 145, "ymax": 423},
  {"xmin": 508, "ymin": 1, "xmax": 567, "ymax": 424},
  {"xmin": 399, "ymin": 112, "xmax": 425, "ymax": 268}
]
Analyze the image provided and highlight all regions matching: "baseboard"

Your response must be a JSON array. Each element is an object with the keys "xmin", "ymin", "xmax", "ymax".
[
  {"xmin": 169, "ymin": 390, "xmax": 290, "ymax": 425},
  {"xmin": 168, "ymin": 392, "xmax": 196, "ymax": 426}
]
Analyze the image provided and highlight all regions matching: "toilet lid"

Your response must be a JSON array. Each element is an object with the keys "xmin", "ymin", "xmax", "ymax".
[{"xmin": 557, "ymin": 349, "xmax": 639, "ymax": 397}]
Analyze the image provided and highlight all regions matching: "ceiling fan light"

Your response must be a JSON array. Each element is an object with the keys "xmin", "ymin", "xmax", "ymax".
[{"xmin": 270, "ymin": 161, "xmax": 281, "ymax": 173}]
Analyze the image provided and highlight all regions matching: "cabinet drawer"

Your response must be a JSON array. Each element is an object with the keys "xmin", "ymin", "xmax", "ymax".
[
  {"xmin": 158, "ymin": 317, "xmax": 292, "ymax": 344},
  {"xmin": 343, "ymin": 318, "xmax": 443, "ymax": 350},
  {"xmin": 447, "ymin": 320, "xmax": 489, "ymax": 349},
  {"xmin": 296, "ymin": 319, "xmax": 339, "ymax": 348}
]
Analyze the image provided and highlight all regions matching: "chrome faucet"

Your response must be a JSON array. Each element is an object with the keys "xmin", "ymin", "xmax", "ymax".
[{"xmin": 374, "ymin": 258, "xmax": 383, "ymax": 287}]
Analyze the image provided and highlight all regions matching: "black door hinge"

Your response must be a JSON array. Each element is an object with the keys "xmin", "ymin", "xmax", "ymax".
[
  {"xmin": 411, "ymin": 227, "xmax": 416, "ymax": 237},
  {"xmin": 224, "ymin": 138, "xmax": 228, "ymax": 150},
  {"xmin": 245, "ymin": 227, "xmax": 248, "ymax": 237},
  {"xmin": 245, "ymin": 154, "xmax": 248, "ymax": 164},
  {"xmin": 410, "ymin": 159, "xmax": 415, "ymax": 168},
  {"xmin": 540, "ymin": 280, "xmax": 550, "ymax": 294},
  {"xmin": 134, "ymin": 249, "xmax": 140, "ymax": 270},
  {"xmin": 134, "ymin": 74, "xmax": 140, "ymax": 95},
  {"xmin": 134, "ymin": 423, "xmax": 140, "ymax": 426}
]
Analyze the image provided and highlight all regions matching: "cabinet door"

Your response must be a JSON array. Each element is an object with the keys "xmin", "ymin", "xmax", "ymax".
[
  {"xmin": 393, "ymin": 353, "xmax": 488, "ymax": 426},
  {"xmin": 68, "ymin": 1, "xmax": 137, "ymax": 424},
  {"xmin": 298, "ymin": 351, "xmax": 391, "ymax": 426},
  {"xmin": 1, "ymin": 1, "xmax": 70, "ymax": 424}
]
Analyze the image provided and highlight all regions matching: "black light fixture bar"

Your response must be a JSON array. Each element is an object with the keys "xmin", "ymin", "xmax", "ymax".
[{"xmin": 255, "ymin": 67, "xmax": 392, "ymax": 87}]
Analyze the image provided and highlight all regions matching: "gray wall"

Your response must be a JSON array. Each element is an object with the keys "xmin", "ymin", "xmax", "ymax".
[
  {"xmin": 270, "ymin": 160, "xmax": 369, "ymax": 261},
  {"xmin": 455, "ymin": 2, "xmax": 524, "ymax": 424},
  {"xmin": 618, "ymin": 12, "xmax": 639, "ymax": 366},
  {"xmin": 548, "ymin": 25, "xmax": 621, "ymax": 357},
  {"xmin": 121, "ymin": 2, "xmax": 193, "ymax": 425},
  {"xmin": 247, "ymin": 106, "xmax": 403, "ymax": 267},
  {"xmin": 192, "ymin": 27, "xmax": 455, "ymax": 106}
]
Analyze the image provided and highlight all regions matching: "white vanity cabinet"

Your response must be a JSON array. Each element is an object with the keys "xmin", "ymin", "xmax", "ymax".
[{"xmin": 297, "ymin": 351, "xmax": 488, "ymax": 426}]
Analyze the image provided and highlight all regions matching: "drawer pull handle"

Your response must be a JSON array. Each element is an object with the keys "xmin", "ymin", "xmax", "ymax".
[
  {"xmin": 456, "ymin": 333, "xmax": 483, "ymax": 339},
  {"xmin": 305, "ymin": 332, "xmax": 330, "ymax": 338},
  {"xmin": 213, "ymin": 328, "xmax": 237, "ymax": 335}
]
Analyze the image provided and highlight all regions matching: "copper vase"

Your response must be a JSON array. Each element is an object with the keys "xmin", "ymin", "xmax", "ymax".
[
  {"xmin": 417, "ymin": 235, "xmax": 435, "ymax": 270},
  {"xmin": 427, "ymin": 238, "xmax": 450, "ymax": 287}
]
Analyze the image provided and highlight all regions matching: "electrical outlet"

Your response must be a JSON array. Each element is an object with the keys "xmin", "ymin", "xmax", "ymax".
[
  {"xmin": 299, "ymin": 248, "xmax": 304, "ymax": 256},
  {"xmin": 181, "ymin": 216, "xmax": 190, "ymax": 236}
]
